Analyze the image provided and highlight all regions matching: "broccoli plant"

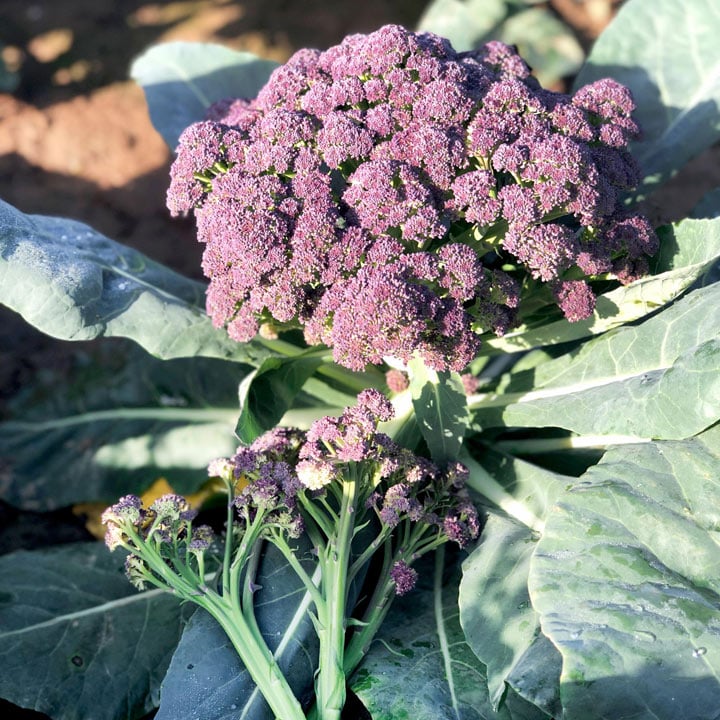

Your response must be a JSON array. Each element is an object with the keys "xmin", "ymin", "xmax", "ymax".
[{"xmin": 1, "ymin": 1, "xmax": 720, "ymax": 719}]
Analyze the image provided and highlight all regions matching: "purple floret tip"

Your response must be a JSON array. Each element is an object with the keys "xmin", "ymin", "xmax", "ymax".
[
  {"xmin": 554, "ymin": 279, "xmax": 596, "ymax": 322},
  {"xmin": 390, "ymin": 561, "xmax": 418, "ymax": 596}
]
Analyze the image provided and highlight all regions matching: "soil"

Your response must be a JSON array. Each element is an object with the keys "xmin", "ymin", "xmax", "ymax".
[{"xmin": 0, "ymin": 1, "xmax": 717, "ymax": 718}]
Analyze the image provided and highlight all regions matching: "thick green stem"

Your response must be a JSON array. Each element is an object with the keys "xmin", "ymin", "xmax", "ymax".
[
  {"xmin": 203, "ymin": 596, "xmax": 307, "ymax": 720},
  {"xmin": 314, "ymin": 476, "xmax": 358, "ymax": 720},
  {"xmin": 255, "ymin": 337, "xmax": 326, "ymax": 357},
  {"xmin": 460, "ymin": 449, "xmax": 544, "ymax": 532},
  {"xmin": 269, "ymin": 531, "xmax": 326, "ymax": 613},
  {"xmin": 343, "ymin": 541, "xmax": 394, "ymax": 675},
  {"xmin": 343, "ymin": 524, "xmax": 442, "ymax": 676},
  {"xmin": 125, "ymin": 521, "xmax": 305, "ymax": 720},
  {"xmin": 240, "ymin": 546, "xmax": 265, "ymax": 637},
  {"xmin": 433, "ymin": 546, "xmax": 460, "ymax": 717},
  {"xmin": 124, "ymin": 529, "xmax": 198, "ymax": 599},
  {"xmin": 495, "ymin": 433, "xmax": 651, "ymax": 453},
  {"xmin": 228, "ymin": 515, "xmax": 265, "ymax": 610},
  {"xmin": 222, "ymin": 496, "xmax": 235, "ymax": 598},
  {"xmin": 348, "ymin": 526, "xmax": 391, "ymax": 584}
]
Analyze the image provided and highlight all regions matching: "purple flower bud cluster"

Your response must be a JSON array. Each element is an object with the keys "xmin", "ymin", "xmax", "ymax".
[
  {"xmin": 385, "ymin": 368, "xmax": 409, "ymax": 393},
  {"xmin": 216, "ymin": 389, "xmax": 479, "ymax": 561},
  {"xmin": 229, "ymin": 430, "xmax": 306, "ymax": 538},
  {"xmin": 188, "ymin": 524, "xmax": 216, "ymax": 552},
  {"xmin": 460, "ymin": 373, "xmax": 480, "ymax": 395},
  {"xmin": 148, "ymin": 493, "xmax": 199, "ymax": 543},
  {"xmin": 102, "ymin": 493, "xmax": 216, "ymax": 587},
  {"xmin": 292, "ymin": 389, "xmax": 480, "ymax": 549},
  {"xmin": 371, "ymin": 446, "xmax": 480, "ymax": 549},
  {"xmin": 169, "ymin": 25, "xmax": 656, "ymax": 371},
  {"xmin": 390, "ymin": 560, "xmax": 418, "ymax": 596},
  {"xmin": 300, "ymin": 388, "xmax": 396, "ymax": 470},
  {"xmin": 102, "ymin": 494, "xmax": 145, "ymax": 551}
]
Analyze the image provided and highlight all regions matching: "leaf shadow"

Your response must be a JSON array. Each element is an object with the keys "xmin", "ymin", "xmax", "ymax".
[
  {"xmin": 0, "ymin": 338, "xmax": 245, "ymax": 511},
  {"xmin": 557, "ymin": 656, "xmax": 720, "ymax": 720}
]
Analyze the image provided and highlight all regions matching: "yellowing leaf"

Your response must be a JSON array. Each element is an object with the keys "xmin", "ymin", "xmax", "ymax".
[{"xmin": 73, "ymin": 476, "xmax": 223, "ymax": 540}]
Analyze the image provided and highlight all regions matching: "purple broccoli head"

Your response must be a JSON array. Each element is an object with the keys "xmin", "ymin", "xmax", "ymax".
[{"xmin": 169, "ymin": 24, "xmax": 656, "ymax": 370}]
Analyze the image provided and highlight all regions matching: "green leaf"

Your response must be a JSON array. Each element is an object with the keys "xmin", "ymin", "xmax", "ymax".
[
  {"xmin": 528, "ymin": 436, "xmax": 720, "ymax": 720},
  {"xmin": 416, "ymin": 0, "xmax": 509, "ymax": 51},
  {"xmin": 352, "ymin": 551, "xmax": 515, "ymax": 720},
  {"xmin": 461, "ymin": 514, "xmax": 561, "ymax": 716},
  {"xmin": 652, "ymin": 216, "xmax": 720, "ymax": 273},
  {"xmin": 484, "ymin": 216, "xmax": 720, "ymax": 354},
  {"xmin": 408, "ymin": 359, "xmax": 470, "ymax": 463},
  {"xmin": 131, "ymin": 42, "xmax": 278, "ymax": 149},
  {"xmin": 460, "ymin": 450, "xmax": 567, "ymax": 713},
  {"xmin": 464, "ymin": 446, "xmax": 569, "ymax": 527},
  {"xmin": 0, "ymin": 198, "xmax": 270, "ymax": 363},
  {"xmin": 575, "ymin": 0, "xmax": 720, "ymax": 192},
  {"xmin": 417, "ymin": 0, "xmax": 583, "ymax": 87},
  {"xmin": 0, "ymin": 341, "xmax": 243, "ymax": 510},
  {"xmin": 482, "ymin": 272, "xmax": 694, "ymax": 354},
  {"xmin": 472, "ymin": 283, "xmax": 720, "ymax": 439},
  {"xmin": 0, "ymin": 542, "xmax": 191, "ymax": 720},
  {"xmin": 157, "ymin": 543, "xmax": 319, "ymax": 720},
  {"xmin": 236, "ymin": 354, "xmax": 324, "ymax": 444},
  {"xmin": 497, "ymin": 7, "xmax": 584, "ymax": 87}
]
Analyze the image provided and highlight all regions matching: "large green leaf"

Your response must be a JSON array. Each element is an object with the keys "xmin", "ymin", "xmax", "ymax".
[
  {"xmin": 157, "ymin": 543, "xmax": 319, "ymax": 720},
  {"xmin": 0, "ymin": 341, "xmax": 243, "ymax": 509},
  {"xmin": 483, "ymin": 216, "xmax": 720, "ymax": 354},
  {"xmin": 461, "ymin": 513, "xmax": 560, "ymax": 717},
  {"xmin": 416, "ymin": 0, "xmax": 508, "ymax": 51},
  {"xmin": 460, "ymin": 450, "xmax": 567, "ymax": 714},
  {"xmin": 417, "ymin": 0, "xmax": 582, "ymax": 87},
  {"xmin": 652, "ymin": 217, "xmax": 720, "ymax": 273},
  {"xmin": 0, "ymin": 198, "xmax": 269, "ymax": 363},
  {"xmin": 575, "ymin": 0, "xmax": 720, "ymax": 192},
  {"xmin": 472, "ymin": 283, "xmax": 720, "ymax": 439},
  {"xmin": 352, "ymin": 551, "xmax": 520, "ymax": 720},
  {"xmin": 408, "ymin": 358, "xmax": 469, "ymax": 464},
  {"xmin": 497, "ymin": 7, "xmax": 583, "ymax": 87},
  {"xmin": 236, "ymin": 354, "xmax": 325, "ymax": 444},
  {"xmin": 528, "ymin": 431, "xmax": 720, "ymax": 720},
  {"xmin": 0, "ymin": 542, "xmax": 191, "ymax": 720},
  {"xmin": 131, "ymin": 42, "xmax": 278, "ymax": 149}
]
